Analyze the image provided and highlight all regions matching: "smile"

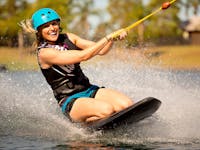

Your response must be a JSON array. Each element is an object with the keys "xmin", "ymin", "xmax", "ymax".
[{"xmin": 49, "ymin": 31, "xmax": 58, "ymax": 36}]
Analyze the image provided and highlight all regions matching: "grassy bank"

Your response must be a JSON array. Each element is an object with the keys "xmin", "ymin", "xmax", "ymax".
[
  {"xmin": 0, "ymin": 47, "xmax": 38, "ymax": 71},
  {"xmin": 143, "ymin": 45, "xmax": 200, "ymax": 70},
  {"xmin": 0, "ymin": 45, "xmax": 200, "ymax": 71}
]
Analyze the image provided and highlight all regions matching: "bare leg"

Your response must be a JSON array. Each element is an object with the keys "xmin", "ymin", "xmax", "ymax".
[
  {"xmin": 69, "ymin": 97, "xmax": 115, "ymax": 122},
  {"xmin": 95, "ymin": 88, "xmax": 134, "ymax": 112},
  {"xmin": 69, "ymin": 88, "xmax": 133, "ymax": 123}
]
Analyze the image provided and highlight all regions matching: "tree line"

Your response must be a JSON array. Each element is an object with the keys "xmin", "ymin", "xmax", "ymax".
[{"xmin": 0, "ymin": 0, "xmax": 199, "ymax": 47}]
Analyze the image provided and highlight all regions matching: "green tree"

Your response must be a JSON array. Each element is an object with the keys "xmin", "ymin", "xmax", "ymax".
[
  {"xmin": 104, "ymin": 0, "xmax": 182, "ymax": 46},
  {"xmin": 106, "ymin": 0, "xmax": 148, "ymax": 46},
  {"xmin": 0, "ymin": 0, "xmax": 100, "ymax": 47},
  {"xmin": 68, "ymin": 0, "xmax": 101, "ymax": 39},
  {"xmin": 0, "ymin": 0, "xmax": 29, "ymax": 46},
  {"xmin": 144, "ymin": 0, "xmax": 181, "ymax": 44}
]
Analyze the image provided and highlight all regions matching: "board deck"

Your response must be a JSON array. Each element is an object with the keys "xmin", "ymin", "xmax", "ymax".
[{"xmin": 84, "ymin": 97, "xmax": 161, "ymax": 130}]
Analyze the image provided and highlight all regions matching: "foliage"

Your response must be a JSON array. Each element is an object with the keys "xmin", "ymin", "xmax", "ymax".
[
  {"xmin": 0, "ymin": 0, "xmax": 73, "ymax": 46},
  {"xmin": 66, "ymin": 0, "xmax": 97, "ymax": 38},
  {"xmin": 0, "ymin": 0, "xmax": 200, "ymax": 47},
  {"xmin": 144, "ymin": 0, "xmax": 182, "ymax": 45},
  {"xmin": 0, "ymin": 0, "xmax": 29, "ymax": 46},
  {"xmin": 106, "ymin": 0, "xmax": 148, "ymax": 46},
  {"xmin": 105, "ymin": 0, "xmax": 184, "ymax": 46}
]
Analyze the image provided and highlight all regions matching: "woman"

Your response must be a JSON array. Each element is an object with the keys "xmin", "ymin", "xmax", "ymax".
[{"xmin": 21, "ymin": 8, "xmax": 133, "ymax": 123}]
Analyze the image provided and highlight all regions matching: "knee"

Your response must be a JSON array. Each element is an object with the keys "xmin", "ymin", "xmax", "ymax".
[
  {"xmin": 124, "ymin": 100, "xmax": 134, "ymax": 108},
  {"xmin": 116, "ymin": 100, "xmax": 133, "ymax": 111},
  {"xmin": 126, "ymin": 100, "xmax": 134, "ymax": 107},
  {"xmin": 98, "ymin": 103, "xmax": 115, "ymax": 118}
]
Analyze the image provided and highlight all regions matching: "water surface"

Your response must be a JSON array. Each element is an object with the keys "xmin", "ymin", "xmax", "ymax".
[{"xmin": 0, "ymin": 56, "xmax": 200, "ymax": 149}]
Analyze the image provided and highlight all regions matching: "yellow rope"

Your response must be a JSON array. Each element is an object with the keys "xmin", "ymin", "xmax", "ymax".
[
  {"xmin": 125, "ymin": 8, "xmax": 161, "ymax": 31},
  {"xmin": 111, "ymin": 0, "xmax": 177, "ymax": 38},
  {"xmin": 170, "ymin": 0, "xmax": 177, "ymax": 4}
]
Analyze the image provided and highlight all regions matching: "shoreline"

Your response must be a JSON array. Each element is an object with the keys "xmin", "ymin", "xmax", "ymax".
[{"xmin": 0, "ymin": 45, "xmax": 200, "ymax": 71}]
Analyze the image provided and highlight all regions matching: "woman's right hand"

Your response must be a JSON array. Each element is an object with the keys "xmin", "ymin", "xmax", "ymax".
[{"xmin": 107, "ymin": 28, "xmax": 128, "ymax": 41}]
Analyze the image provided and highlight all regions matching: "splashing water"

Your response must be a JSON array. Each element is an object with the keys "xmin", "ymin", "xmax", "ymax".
[{"xmin": 0, "ymin": 51, "xmax": 200, "ymax": 148}]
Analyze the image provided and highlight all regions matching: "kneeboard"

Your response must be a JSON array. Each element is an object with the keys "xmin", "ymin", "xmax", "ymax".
[{"xmin": 85, "ymin": 97, "xmax": 161, "ymax": 130}]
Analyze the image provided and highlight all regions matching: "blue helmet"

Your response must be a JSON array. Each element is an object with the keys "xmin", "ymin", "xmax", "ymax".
[{"xmin": 31, "ymin": 8, "xmax": 60, "ymax": 30}]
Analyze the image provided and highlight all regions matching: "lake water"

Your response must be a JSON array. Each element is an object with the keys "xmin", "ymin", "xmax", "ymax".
[{"xmin": 0, "ymin": 56, "xmax": 200, "ymax": 149}]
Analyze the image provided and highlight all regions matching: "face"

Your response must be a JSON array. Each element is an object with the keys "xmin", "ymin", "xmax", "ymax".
[{"xmin": 40, "ymin": 20, "xmax": 60, "ymax": 43}]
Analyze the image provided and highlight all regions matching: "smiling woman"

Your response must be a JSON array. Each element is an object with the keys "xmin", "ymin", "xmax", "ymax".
[
  {"xmin": 40, "ymin": 21, "xmax": 60, "ymax": 43},
  {"xmin": 19, "ymin": 8, "xmax": 133, "ymax": 124}
]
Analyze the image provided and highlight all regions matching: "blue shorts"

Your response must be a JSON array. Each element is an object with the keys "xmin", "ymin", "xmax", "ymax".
[{"xmin": 61, "ymin": 85, "xmax": 100, "ymax": 114}]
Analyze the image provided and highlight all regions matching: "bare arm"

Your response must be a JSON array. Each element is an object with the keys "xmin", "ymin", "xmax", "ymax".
[
  {"xmin": 39, "ymin": 36, "xmax": 110, "ymax": 68},
  {"xmin": 68, "ymin": 33, "xmax": 113, "ymax": 56},
  {"xmin": 67, "ymin": 33, "xmax": 95, "ymax": 49},
  {"xmin": 39, "ymin": 29, "xmax": 128, "ymax": 68},
  {"xmin": 98, "ymin": 41, "xmax": 113, "ymax": 55},
  {"xmin": 97, "ymin": 29, "xmax": 128, "ymax": 55}
]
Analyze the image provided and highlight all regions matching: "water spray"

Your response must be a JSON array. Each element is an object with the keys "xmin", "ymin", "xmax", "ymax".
[{"xmin": 111, "ymin": 0, "xmax": 177, "ymax": 38}]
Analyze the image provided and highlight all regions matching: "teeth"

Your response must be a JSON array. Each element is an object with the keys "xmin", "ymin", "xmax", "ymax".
[
  {"xmin": 50, "ymin": 32, "xmax": 56, "ymax": 35},
  {"xmin": 49, "ymin": 32, "xmax": 57, "ymax": 35}
]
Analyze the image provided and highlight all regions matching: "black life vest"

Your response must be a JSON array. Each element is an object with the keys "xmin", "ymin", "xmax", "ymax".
[{"xmin": 37, "ymin": 34, "xmax": 91, "ymax": 102}]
